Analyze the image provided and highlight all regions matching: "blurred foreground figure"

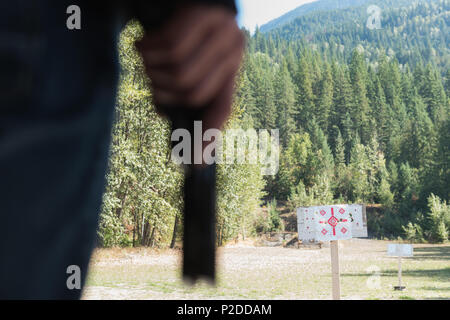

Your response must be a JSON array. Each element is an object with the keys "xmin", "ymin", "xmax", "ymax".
[{"xmin": 0, "ymin": 0, "xmax": 242, "ymax": 299}]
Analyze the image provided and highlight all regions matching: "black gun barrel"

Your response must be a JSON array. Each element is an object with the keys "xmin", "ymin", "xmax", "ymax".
[{"xmin": 164, "ymin": 108, "xmax": 217, "ymax": 284}]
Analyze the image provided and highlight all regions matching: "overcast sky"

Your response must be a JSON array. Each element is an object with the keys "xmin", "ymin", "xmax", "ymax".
[{"xmin": 236, "ymin": 0, "xmax": 318, "ymax": 33}]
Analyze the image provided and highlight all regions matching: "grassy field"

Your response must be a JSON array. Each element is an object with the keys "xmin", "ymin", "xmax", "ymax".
[{"xmin": 82, "ymin": 239, "xmax": 449, "ymax": 300}]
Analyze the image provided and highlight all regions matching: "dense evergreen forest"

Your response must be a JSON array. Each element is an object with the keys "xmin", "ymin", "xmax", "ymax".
[
  {"xmin": 98, "ymin": 0, "xmax": 449, "ymax": 247},
  {"xmin": 261, "ymin": 0, "xmax": 450, "ymax": 71}
]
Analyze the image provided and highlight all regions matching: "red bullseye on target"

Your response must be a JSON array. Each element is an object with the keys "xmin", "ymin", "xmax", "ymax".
[{"xmin": 328, "ymin": 216, "xmax": 339, "ymax": 227}]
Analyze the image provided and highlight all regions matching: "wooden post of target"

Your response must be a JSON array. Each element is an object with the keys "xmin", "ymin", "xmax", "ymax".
[
  {"xmin": 398, "ymin": 256, "xmax": 402, "ymax": 288},
  {"xmin": 330, "ymin": 240, "xmax": 341, "ymax": 300}
]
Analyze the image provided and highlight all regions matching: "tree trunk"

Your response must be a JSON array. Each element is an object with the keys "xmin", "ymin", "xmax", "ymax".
[
  {"xmin": 140, "ymin": 212, "xmax": 145, "ymax": 246},
  {"xmin": 149, "ymin": 227, "xmax": 156, "ymax": 247},
  {"xmin": 132, "ymin": 209, "xmax": 137, "ymax": 247},
  {"xmin": 170, "ymin": 215, "xmax": 179, "ymax": 249},
  {"xmin": 144, "ymin": 222, "xmax": 151, "ymax": 246},
  {"xmin": 218, "ymin": 227, "xmax": 223, "ymax": 247},
  {"xmin": 116, "ymin": 192, "xmax": 127, "ymax": 219}
]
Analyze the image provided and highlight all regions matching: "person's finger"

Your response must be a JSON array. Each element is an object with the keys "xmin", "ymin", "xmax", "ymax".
[
  {"xmin": 152, "ymin": 72, "xmax": 236, "ymax": 130},
  {"xmin": 137, "ymin": 7, "xmax": 229, "ymax": 68},
  {"xmin": 146, "ymin": 30, "xmax": 243, "ymax": 108},
  {"xmin": 152, "ymin": 86, "xmax": 180, "ymax": 106},
  {"xmin": 143, "ymin": 21, "xmax": 242, "ymax": 92},
  {"xmin": 185, "ymin": 36, "xmax": 244, "ymax": 107},
  {"xmin": 167, "ymin": 18, "xmax": 242, "ymax": 92}
]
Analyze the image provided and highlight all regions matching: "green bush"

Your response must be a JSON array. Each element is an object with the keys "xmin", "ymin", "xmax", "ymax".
[
  {"xmin": 402, "ymin": 222, "xmax": 425, "ymax": 243},
  {"xmin": 268, "ymin": 199, "xmax": 283, "ymax": 232},
  {"xmin": 253, "ymin": 199, "xmax": 283, "ymax": 234},
  {"xmin": 425, "ymin": 194, "xmax": 449, "ymax": 243},
  {"xmin": 403, "ymin": 194, "xmax": 449, "ymax": 243},
  {"xmin": 98, "ymin": 198, "xmax": 132, "ymax": 247},
  {"xmin": 253, "ymin": 208, "xmax": 272, "ymax": 234},
  {"xmin": 380, "ymin": 210, "xmax": 405, "ymax": 239}
]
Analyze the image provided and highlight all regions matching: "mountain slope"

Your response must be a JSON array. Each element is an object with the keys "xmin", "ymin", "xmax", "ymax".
[
  {"xmin": 260, "ymin": 0, "xmax": 371, "ymax": 33},
  {"xmin": 260, "ymin": 0, "xmax": 436, "ymax": 33}
]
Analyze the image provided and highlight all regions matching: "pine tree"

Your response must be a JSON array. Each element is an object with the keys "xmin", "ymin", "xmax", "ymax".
[
  {"xmin": 349, "ymin": 50, "xmax": 371, "ymax": 144},
  {"xmin": 444, "ymin": 69, "xmax": 450, "ymax": 99},
  {"xmin": 349, "ymin": 143, "xmax": 371, "ymax": 203},
  {"xmin": 378, "ymin": 177, "xmax": 395, "ymax": 208},
  {"xmin": 295, "ymin": 53, "xmax": 315, "ymax": 126},
  {"xmin": 334, "ymin": 128, "xmax": 346, "ymax": 166},
  {"xmin": 330, "ymin": 64, "xmax": 354, "ymax": 154},
  {"xmin": 333, "ymin": 128, "xmax": 350, "ymax": 201},
  {"xmin": 420, "ymin": 64, "xmax": 447, "ymax": 123},
  {"xmin": 274, "ymin": 60, "xmax": 297, "ymax": 146},
  {"xmin": 370, "ymin": 76, "xmax": 390, "ymax": 152},
  {"xmin": 315, "ymin": 62, "xmax": 334, "ymax": 133},
  {"xmin": 397, "ymin": 162, "xmax": 420, "ymax": 218},
  {"xmin": 401, "ymin": 93, "xmax": 437, "ymax": 175}
]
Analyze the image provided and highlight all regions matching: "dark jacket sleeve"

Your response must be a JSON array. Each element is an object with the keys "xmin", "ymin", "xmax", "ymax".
[
  {"xmin": 188, "ymin": 0, "xmax": 236, "ymax": 12},
  {"xmin": 131, "ymin": 0, "xmax": 237, "ymax": 30}
]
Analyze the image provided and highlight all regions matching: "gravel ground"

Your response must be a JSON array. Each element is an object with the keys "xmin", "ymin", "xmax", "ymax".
[{"xmin": 82, "ymin": 239, "xmax": 450, "ymax": 300}]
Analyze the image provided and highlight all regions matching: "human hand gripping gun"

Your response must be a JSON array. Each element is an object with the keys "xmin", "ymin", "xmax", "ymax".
[{"xmin": 136, "ymin": 2, "xmax": 243, "ymax": 284}]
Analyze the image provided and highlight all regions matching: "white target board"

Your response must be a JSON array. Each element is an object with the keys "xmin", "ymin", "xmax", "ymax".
[{"xmin": 297, "ymin": 204, "xmax": 367, "ymax": 242}]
